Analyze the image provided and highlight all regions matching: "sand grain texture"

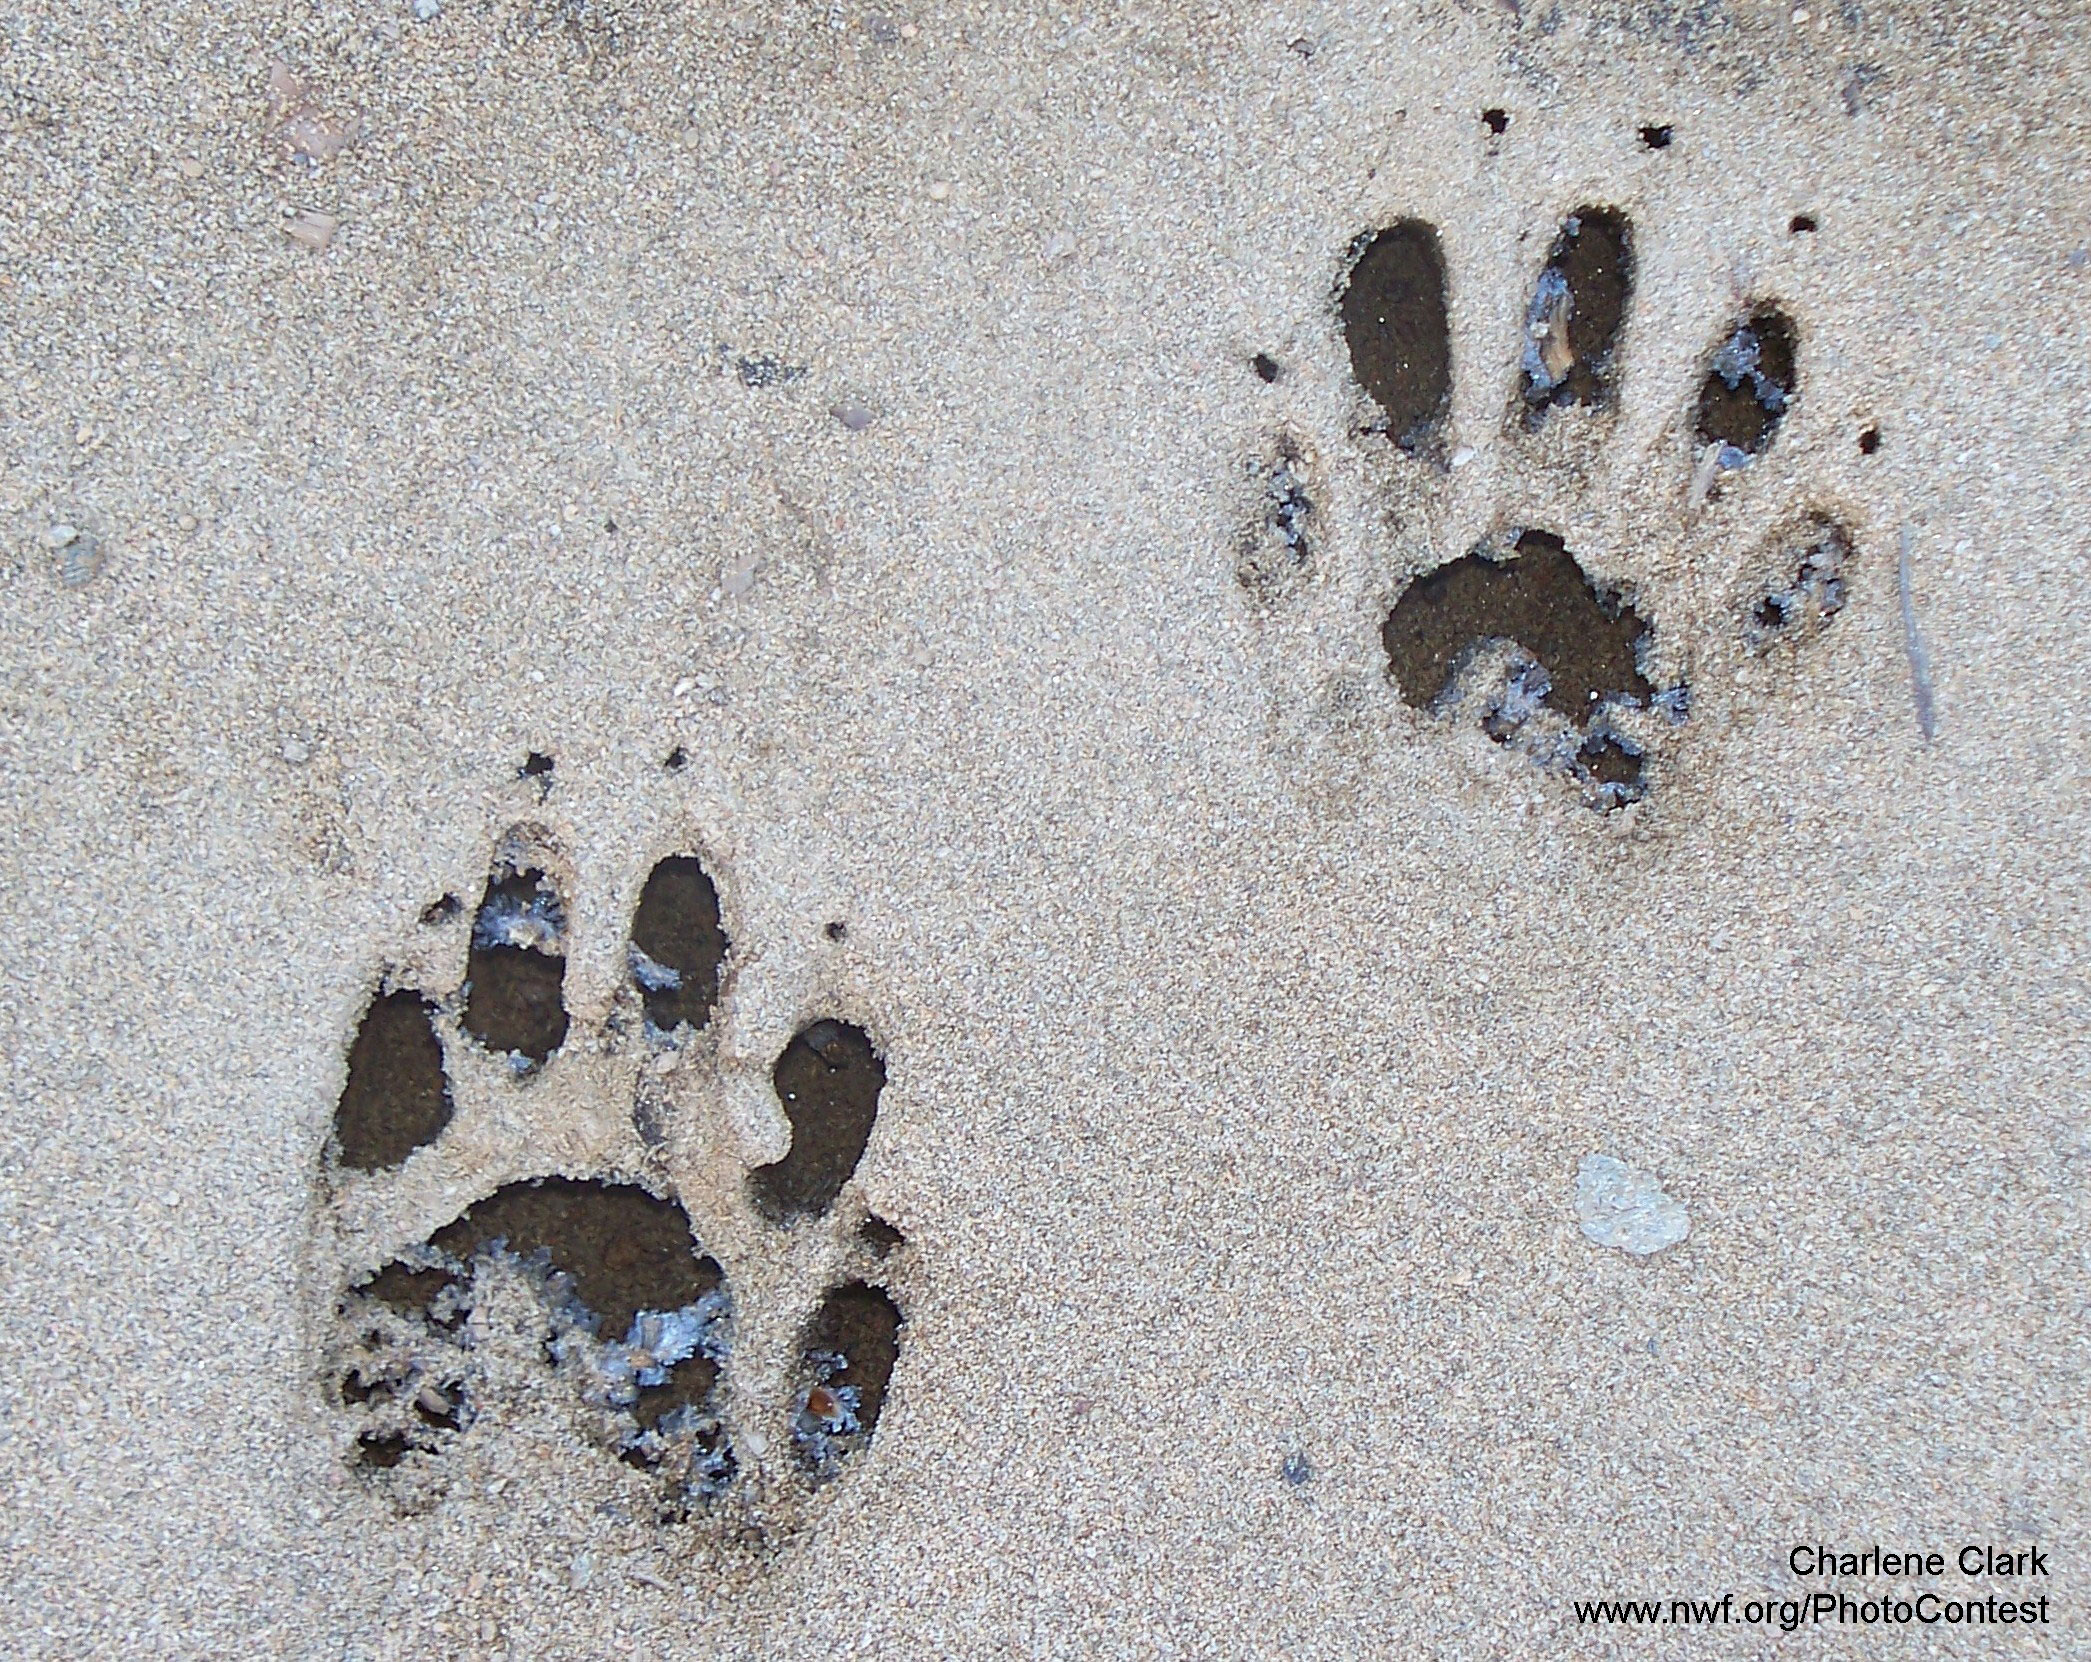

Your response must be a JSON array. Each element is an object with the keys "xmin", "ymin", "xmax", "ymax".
[{"xmin": 1, "ymin": 1, "xmax": 2086, "ymax": 1655}]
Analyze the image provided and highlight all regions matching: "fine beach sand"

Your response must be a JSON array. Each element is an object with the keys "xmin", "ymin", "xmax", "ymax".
[{"xmin": 3, "ymin": 1, "xmax": 2087, "ymax": 1655}]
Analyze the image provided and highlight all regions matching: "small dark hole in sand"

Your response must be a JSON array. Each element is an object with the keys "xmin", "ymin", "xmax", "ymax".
[
  {"xmin": 1858, "ymin": 424, "xmax": 1881, "ymax": 454},
  {"xmin": 605, "ymin": 518, "xmax": 618, "ymax": 534},
  {"xmin": 1580, "ymin": 734, "xmax": 1643, "ymax": 788},
  {"xmin": 332, "ymin": 991, "xmax": 453, "ymax": 1172},
  {"xmin": 628, "ymin": 856, "xmax": 729, "ymax": 1033},
  {"xmin": 663, "ymin": 746, "xmax": 687, "ymax": 772},
  {"xmin": 427, "ymin": 1177, "xmax": 724, "ymax": 1339},
  {"xmin": 1251, "ymin": 352, "xmax": 1281, "ymax": 383},
  {"xmin": 420, "ymin": 893, "xmax": 460, "ymax": 926},
  {"xmin": 793, "ymin": 1282, "xmax": 902, "ymax": 1479},
  {"xmin": 1340, "ymin": 221, "xmax": 1451, "ymax": 454},
  {"xmin": 1519, "ymin": 207, "xmax": 1633, "ymax": 419},
  {"xmin": 461, "ymin": 864, "xmax": 569, "ymax": 1064},
  {"xmin": 1790, "ymin": 214, "xmax": 1817, "ymax": 234},
  {"xmin": 1382, "ymin": 532, "xmax": 1651, "ymax": 720},
  {"xmin": 359, "ymin": 1261, "xmax": 463, "ymax": 1323},
  {"xmin": 824, "ymin": 919, "xmax": 848, "ymax": 941},
  {"xmin": 1694, "ymin": 308, "xmax": 1797, "ymax": 456},
  {"xmin": 357, "ymin": 1431, "xmax": 410, "ymax": 1469},
  {"xmin": 1638, "ymin": 124, "xmax": 1673, "ymax": 149},
  {"xmin": 519, "ymin": 753, "xmax": 555, "ymax": 800},
  {"xmin": 747, "ymin": 1020, "xmax": 886, "ymax": 1224},
  {"xmin": 858, "ymin": 1215, "xmax": 905, "ymax": 1256},
  {"xmin": 1482, "ymin": 108, "xmax": 1509, "ymax": 135},
  {"xmin": 340, "ymin": 1370, "xmax": 382, "ymax": 1406}
]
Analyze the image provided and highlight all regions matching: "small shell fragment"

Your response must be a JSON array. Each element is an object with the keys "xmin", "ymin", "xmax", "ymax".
[
  {"xmin": 286, "ymin": 209, "xmax": 339, "ymax": 253},
  {"xmin": 60, "ymin": 532, "xmax": 105, "ymax": 589}
]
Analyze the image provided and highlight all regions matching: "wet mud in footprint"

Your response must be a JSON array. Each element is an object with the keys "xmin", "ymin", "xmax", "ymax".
[
  {"xmin": 792, "ymin": 1282, "xmax": 902, "ymax": 1482},
  {"xmin": 1520, "ymin": 208, "xmax": 1633, "ymax": 421},
  {"xmin": 339, "ymin": 1178, "xmax": 734, "ymax": 1495},
  {"xmin": 426, "ymin": 1178, "xmax": 723, "ymax": 1336},
  {"xmin": 1696, "ymin": 308, "xmax": 1797, "ymax": 458},
  {"xmin": 747, "ymin": 1020, "xmax": 886, "ymax": 1224},
  {"xmin": 1340, "ymin": 220, "xmax": 1452, "ymax": 453},
  {"xmin": 461, "ymin": 858, "xmax": 569, "ymax": 1066},
  {"xmin": 1384, "ymin": 532, "xmax": 1652, "ymax": 719},
  {"xmin": 332, "ymin": 991, "xmax": 452, "ymax": 1172},
  {"xmin": 627, "ymin": 856, "xmax": 730, "ymax": 1033}
]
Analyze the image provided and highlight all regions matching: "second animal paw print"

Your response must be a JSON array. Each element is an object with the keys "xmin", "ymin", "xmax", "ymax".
[
  {"xmin": 321, "ymin": 823, "xmax": 909, "ymax": 1524},
  {"xmin": 1259, "ymin": 198, "xmax": 1856, "ymax": 810}
]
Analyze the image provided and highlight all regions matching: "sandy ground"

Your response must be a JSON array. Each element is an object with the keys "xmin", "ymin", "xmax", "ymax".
[{"xmin": 2, "ymin": 0, "xmax": 2087, "ymax": 1655}]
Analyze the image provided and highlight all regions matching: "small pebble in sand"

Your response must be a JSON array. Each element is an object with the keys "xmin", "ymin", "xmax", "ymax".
[
  {"xmin": 411, "ymin": 0, "xmax": 440, "ymax": 17},
  {"xmin": 1280, "ymin": 1451, "xmax": 1313, "ymax": 1486},
  {"xmin": 178, "ymin": 157, "xmax": 204, "ymax": 179},
  {"xmin": 42, "ymin": 523, "xmax": 78, "ymax": 549},
  {"xmin": 286, "ymin": 209, "xmax": 339, "ymax": 253},
  {"xmin": 1576, "ymin": 1153, "xmax": 1689, "ymax": 1255},
  {"xmin": 720, "ymin": 553, "xmax": 759, "ymax": 597},
  {"xmin": 831, "ymin": 403, "xmax": 874, "ymax": 431},
  {"xmin": 927, "ymin": 180, "xmax": 950, "ymax": 201},
  {"xmin": 281, "ymin": 739, "xmax": 310, "ymax": 765}
]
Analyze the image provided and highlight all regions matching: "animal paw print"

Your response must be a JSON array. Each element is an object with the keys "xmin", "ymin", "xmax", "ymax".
[
  {"xmin": 1248, "ymin": 199, "xmax": 1857, "ymax": 810},
  {"xmin": 319, "ymin": 821, "xmax": 907, "ymax": 1525}
]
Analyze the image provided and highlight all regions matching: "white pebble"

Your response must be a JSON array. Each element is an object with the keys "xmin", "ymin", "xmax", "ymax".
[
  {"xmin": 411, "ymin": 0, "xmax": 440, "ymax": 17},
  {"xmin": 1576, "ymin": 1153, "xmax": 1689, "ymax": 1255},
  {"xmin": 42, "ymin": 523, "xmax": 78, "ymax": 549},
  {"xmin": 926, "ymin": 180, "xmax": 950, "ymax": 201},
  {"xmin": 281, "ymin": 739, "xmax": 310, "ymax": 765},
  {"xmin": 831, "ymin": 403, "xmax": 874, "ymax": 431}
]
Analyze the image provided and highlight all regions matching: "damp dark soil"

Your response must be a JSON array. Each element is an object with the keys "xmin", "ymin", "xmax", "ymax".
[
  {"xmin": 747, "ymin": 1020, "xmax": 886, "ymax": 1224},
  {"xmin": 357, "ymin": 1431, "xmax": 410, "ymax": 1469},
  {"xmin": 1340, "ymin": 221, "xmax": 1451, "ymax": 453},
  {"xmin": 426, "ymin": 1177, "xmax": 722, "ymax": 1337},
  {"xmin": 1383, "ymin": 532, "xmax": 1652, "ymax": 720},
  {"xmin": 1695, "ymin": 308, "xmax": 1797, "ymax": 455},
  {"xmin": 628, "ymin": 856, "xmax": 729, "ymax": 1032},
  {"xmin": 632, "ymin": 1353, "xmax": 722, "ymax": 1432},
  {"xmin": 795, "ymin": 1281, "xmax": 902, "ymax": 1474},
  {"xmin": 332, "ymin": 991, "xmax": 453, "ymax": 1172},
  {"xmin": 1521, "ymin": 208, "xmax": 1633, "ymax": 417},
  {"xmin": 858, "ymin": 1216, "xmax": 905, "ymax": 1257},
  {"xmin": 357, "ymin": 1260, "xmax": 462, "ymax": 1321},
  {"xmin": 1580, "ymin": 735, "xmax": 1644, "ymax": 789},
  {"xmin": 461, "ymin": 866, "xmax": 569, "ymax": 1063}
]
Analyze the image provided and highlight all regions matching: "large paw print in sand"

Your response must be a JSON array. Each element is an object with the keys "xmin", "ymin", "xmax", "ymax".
[
  {"xmin": 317, "ymin": 823, "xmax": 906, "ymax": 1529},
  {"xmin": 1243, "ymin": 202, "xmax": 1861, "ymax": 810}
]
